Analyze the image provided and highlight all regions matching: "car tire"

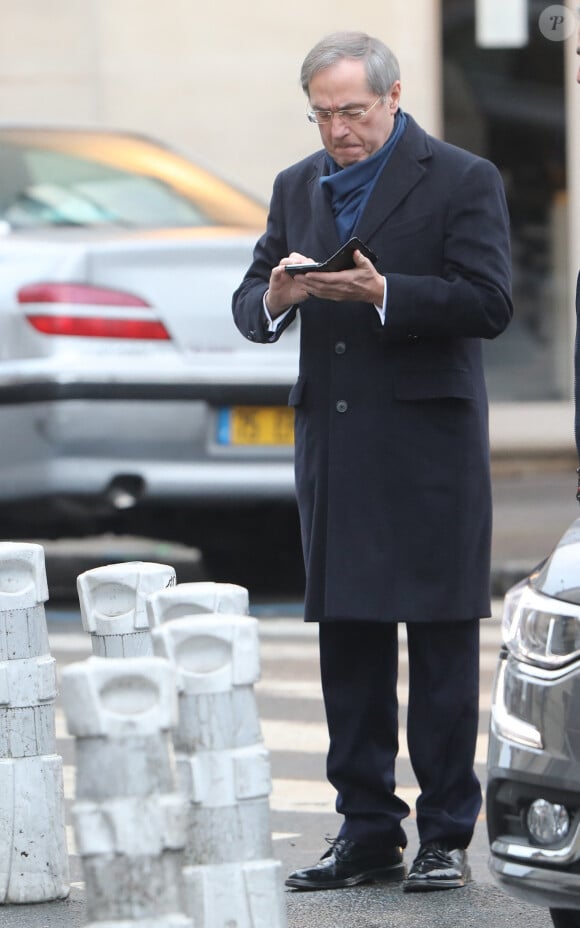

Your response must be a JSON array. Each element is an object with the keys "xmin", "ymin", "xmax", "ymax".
[{"xmin": 550, "ymin": 909, "xmax": 580, "ymax": 927}]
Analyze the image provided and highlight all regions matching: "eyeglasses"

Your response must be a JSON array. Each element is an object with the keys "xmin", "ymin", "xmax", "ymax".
[{"xmin": 306, "ymin": 95, "xmax": 384, "ymax": 125}]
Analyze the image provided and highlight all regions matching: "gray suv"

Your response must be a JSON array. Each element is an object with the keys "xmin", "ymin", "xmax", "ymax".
[{"xmin": 487, "ymin": 517, "xmax": 580, "ymax": 927}]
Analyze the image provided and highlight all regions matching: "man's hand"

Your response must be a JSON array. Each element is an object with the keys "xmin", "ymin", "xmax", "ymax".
[
  {"xmin": 299, "ymin": 249, "xmax": 385, "ymax": 306},
  {"xmin": 265, "ymin": 253, "xmax": 315, "ymax": 318}
]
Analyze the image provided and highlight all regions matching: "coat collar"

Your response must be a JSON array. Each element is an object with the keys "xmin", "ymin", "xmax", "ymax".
[{"xmin": 307, "ymin": 114, "xmax": 432, "ymax": 256}]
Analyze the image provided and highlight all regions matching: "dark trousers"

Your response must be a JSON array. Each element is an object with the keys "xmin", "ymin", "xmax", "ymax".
[{"xmin": 318, "ymin": 619, "xmax": 482, "ymax": 850}]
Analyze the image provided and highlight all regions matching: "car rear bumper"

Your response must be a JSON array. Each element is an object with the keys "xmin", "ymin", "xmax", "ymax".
[
  {"xmin": 0, "ymin": 375, "xmax": 295, "ymax": 406},
  {"xmin": 0, "ymin": 394, "xmax": 296, "ymax": 505},
  {"xmin": 1, "ymin": 458, "xmax": 297, "ymax": 501}
]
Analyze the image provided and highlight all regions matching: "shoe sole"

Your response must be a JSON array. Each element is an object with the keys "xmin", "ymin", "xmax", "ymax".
[
  {"xmin": 285, "ymin": 862, "xmax": 406, "ymax": 891},
  {"xmin": 403, "ymin": 874, "xmax": 471, "ymax": 893}
]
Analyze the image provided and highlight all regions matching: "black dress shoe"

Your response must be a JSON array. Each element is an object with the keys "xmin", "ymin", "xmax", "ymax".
[
  {"xmin": 403, "ymin": 842, "xmax": 471, "ymax": 892},
  {"xmin": 285, "ymin": 838, "xmax": 405, "ymax": 891}
]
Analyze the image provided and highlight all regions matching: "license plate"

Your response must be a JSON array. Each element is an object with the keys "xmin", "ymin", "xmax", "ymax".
[{"xmin": 217, "ymin": 406, "xmax": 294, "ymax": 446}]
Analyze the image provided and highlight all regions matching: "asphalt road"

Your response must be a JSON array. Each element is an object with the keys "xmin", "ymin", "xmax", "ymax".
[
  {"xmin": 1, "ymin": 466, "xmax": 577, "ymax": 927},
  {"xmin": 1, "ymin": 603, "xmax": 552, "ymax": 928}
]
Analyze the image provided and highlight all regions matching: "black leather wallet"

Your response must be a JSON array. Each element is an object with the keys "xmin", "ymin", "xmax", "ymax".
[{"xmin": 284, "ymin": 236, "xmax": 378, "ymax": 276}]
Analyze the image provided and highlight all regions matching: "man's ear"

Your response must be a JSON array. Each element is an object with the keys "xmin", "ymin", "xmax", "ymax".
[{"xmin": 389, "ymin": 80, "xmax": 402, "ymax": 110}]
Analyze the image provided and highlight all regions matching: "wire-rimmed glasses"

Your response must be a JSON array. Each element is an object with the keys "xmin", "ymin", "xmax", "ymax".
[{"xmin": 306, "ymin": 95, "xmax": 384, "ymax": 125}]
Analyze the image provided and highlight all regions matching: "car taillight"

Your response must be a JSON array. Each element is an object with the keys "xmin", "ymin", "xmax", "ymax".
[{"xmin": 17, "ymin": 282, "xmax": 171, "ymax": 340}]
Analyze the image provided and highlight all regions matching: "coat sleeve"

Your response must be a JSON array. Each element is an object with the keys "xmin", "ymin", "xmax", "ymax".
[
  {"xmin": 232, "ymin": 172, "xmax": 299, "ymax": 345},
  {"xmin": 384, "ymin": 157, "xmax": 513, "ymax": 340}
]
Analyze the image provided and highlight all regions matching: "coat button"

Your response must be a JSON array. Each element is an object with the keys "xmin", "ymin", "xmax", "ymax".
[
  {"xmin": 336, "ymin": 400, "xmax": 348, "ymax": 413},
  {"xmin": 335, "ymin": 341, "xmax": 346, "ymax": 355}
]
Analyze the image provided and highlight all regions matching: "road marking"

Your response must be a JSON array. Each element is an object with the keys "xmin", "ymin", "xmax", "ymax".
[
  {"xmin": 52, "ymin": 606, "xmax": 500, "ymax": 859},
  {"xmin": 49, "ymin": 633, "xmax": 91, "ymax": 653},
  {"xmin": 256, "ymin": 679, "xmax": 324, "ymax": 699},
  {"xmin": 271, "ymin": 779, "xmax": 420, "ymax": 814},
  {"xmin": 260, "ymin": 719, "xmax": 490, "ymax": 765},
  {"xmin": 49, "ymin": 614, "xmax": 503, "ymax": 650}
]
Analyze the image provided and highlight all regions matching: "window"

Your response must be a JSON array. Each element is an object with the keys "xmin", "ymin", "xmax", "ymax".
[{"xmin": 443, "ymin": 0, "xmax": 568, "ymax": 400}]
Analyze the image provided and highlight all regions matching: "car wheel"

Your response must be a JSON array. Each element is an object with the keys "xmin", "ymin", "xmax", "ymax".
[{"xmin": 550, "ymin": 909, "xmax": 580, "ymax": 927}]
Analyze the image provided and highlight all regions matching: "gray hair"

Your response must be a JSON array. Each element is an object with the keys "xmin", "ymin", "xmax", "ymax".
[{"xmin": 300, "ymin": 31, "xmax": 400, "ymax": 97}]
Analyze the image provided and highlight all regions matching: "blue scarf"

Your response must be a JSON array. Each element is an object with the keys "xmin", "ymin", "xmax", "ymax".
[{"xmin": 320, "ymin": 109, "xmax": 408, "ymax": 242}]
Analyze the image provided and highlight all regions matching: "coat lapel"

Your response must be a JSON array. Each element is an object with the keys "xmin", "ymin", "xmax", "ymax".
[
  {"xmin": 355, "ymin": 115, "xmax": 432, "ymax": 243},
  {"xmin": 307, "ymin": 155, "xmax": 341, "ymax": 257},
  {"xmin": 304, "ymin": 117, "xmax": 433, "ymax": 255}
]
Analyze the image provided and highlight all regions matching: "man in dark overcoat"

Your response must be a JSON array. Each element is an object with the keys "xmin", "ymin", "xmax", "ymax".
[
  {"xmin": 574, "ymin": 27, "xmax": 580, "ymax": 487},
  {"xmin": 233, "ymin": 31, "xmax": 513, "ymax": 893}
]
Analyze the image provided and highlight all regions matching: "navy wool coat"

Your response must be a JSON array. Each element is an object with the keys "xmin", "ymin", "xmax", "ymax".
[
  {"xmin": 232, "ymin": 115, "xmax": 513, "ymax": 624},
  {"xmin": 575, "ymin": 272, "xmax": 580, "ymax": 461}
]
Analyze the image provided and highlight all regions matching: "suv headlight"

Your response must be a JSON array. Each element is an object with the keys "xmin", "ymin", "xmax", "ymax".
[{"xmin": 502, "ymin": 582, "xmax": 580, "ymax": 669}]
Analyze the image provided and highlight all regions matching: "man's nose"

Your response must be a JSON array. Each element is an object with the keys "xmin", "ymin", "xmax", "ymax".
[{"xmin": 328, "ymin": 114, "xmax": 351, "ymax": 137}]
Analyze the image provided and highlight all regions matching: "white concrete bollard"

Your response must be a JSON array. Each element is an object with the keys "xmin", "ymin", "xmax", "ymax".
[
  {"xmin": 147, "ymin": 582, "xmax": 255, "ymax": 749},
  {"xmin": 0, "ymin": 541, "xmax": 69, "ymax": 904},
  {"xmin": 151, "ymin": 614, "xmax": 287, "ymax": 928},
  {"xmin": 147, "ymin": 581, "xmax": 249, "ymax": 624},
  {"xmin": 60, "ymin": 655, "xmax": 193, "ymax": 928},
  {"xmin": 77, "ymin": 561, "xmax": 176, "ymax": 657}
]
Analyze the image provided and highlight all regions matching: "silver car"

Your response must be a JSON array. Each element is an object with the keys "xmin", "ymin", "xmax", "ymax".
[
  {"xmin": 0, "ymin": 127, "xmax": 300, "ymax": 576},
  {"xmin": 487, "ymin": 517, "xmax": 580, "ymax": 928}
]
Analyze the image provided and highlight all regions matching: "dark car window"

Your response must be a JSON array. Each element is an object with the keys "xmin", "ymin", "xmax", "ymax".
[{"xmin": 0, "ymin": 129, "xmax": 266, "ymax": 231}]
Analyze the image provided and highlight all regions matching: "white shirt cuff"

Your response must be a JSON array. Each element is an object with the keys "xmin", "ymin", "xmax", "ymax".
[
  {"xmin": 263, "ymin": 292, "xmax": 293, "ymax": 332},
  {"xmin": 374, "ymin": 277, "xmax": 387, "ymax": 325}
]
